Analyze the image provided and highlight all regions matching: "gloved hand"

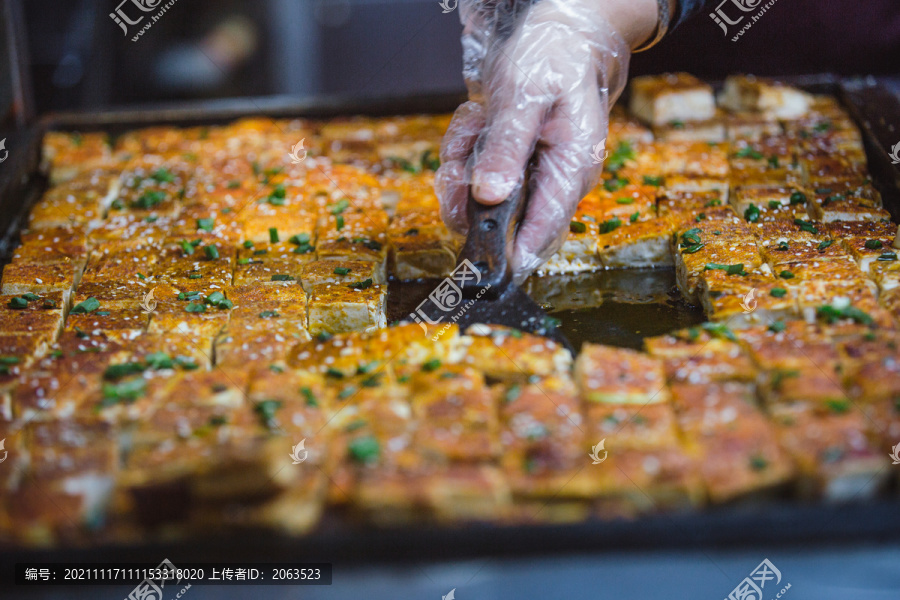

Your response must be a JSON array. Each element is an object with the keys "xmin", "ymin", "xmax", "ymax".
[{"xmin": 436, "ymin": 0, "xmax": 637, "ymax": 284}]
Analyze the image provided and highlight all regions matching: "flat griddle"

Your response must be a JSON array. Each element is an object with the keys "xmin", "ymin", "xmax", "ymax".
[{"xmin": 1, "ymin": 76, "xmax": 900, "ymax": 575}]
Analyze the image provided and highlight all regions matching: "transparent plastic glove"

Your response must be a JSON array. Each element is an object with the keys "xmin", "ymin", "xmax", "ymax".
[{"xmin": 436, "ymin": 0, "xmax": 631, "ymax": 284}]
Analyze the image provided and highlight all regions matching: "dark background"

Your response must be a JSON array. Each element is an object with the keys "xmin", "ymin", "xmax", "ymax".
[{"xmin": 11, "ymin": 0, "xmax": 900, "ymax": 117}]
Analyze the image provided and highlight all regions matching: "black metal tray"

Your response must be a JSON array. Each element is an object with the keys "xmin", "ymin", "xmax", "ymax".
[{"xmin": 1, "ymin": 77, "xmax": 900, "ymax": 572}]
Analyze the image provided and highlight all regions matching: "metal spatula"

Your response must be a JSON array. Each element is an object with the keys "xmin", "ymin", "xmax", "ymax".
[{"xmin": 412, "ymin": 175, "xmax": 575, "ymax": 353}]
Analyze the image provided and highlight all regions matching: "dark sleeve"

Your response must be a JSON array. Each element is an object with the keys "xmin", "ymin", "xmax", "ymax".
[{"xmin": 671, "ymin": 0, "xmax": 716, "ymax": 30}]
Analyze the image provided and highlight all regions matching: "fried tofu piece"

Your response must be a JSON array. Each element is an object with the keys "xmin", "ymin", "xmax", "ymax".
[
  {"xmin": 590, "ymin": 446, "xmax": 704, "ymax": 514},
  {"xmin": 654, "ymin": 116, "xmax": 727, "ymax": 143},
  {"xmin": 299, "ymin": 259, "xmax": 385, "ymax": 292},
  {"xmin": 499, "ymin": 376, "xmax": 594, "ymax": 498},
  {"xmin": 749, "ymin": 218, "xmax": 826, "ymax": 243},
  {"xmin": 772, "ymin": 407, "xmax": 888, "ymax": 501},
  {"xmin": 575, "ymin": 344, "xmax": 669, "ymax": 404},
  {"xmin": 10, "ymin": 340, "xmax": 121, "ymax": 421},
  {"xmin": 730, "ymin": 186, "xmax": 811, "ymax": 221},
  {"xmin": 1, "ymin": 261, "xmax": 81, "ymax": 305},
  {"xmin": 215, "ymin": 330, "xmax": 308, "ymax": 372},
  {"xmin": 670, "ymin": 381, "xmax": 761, "ymax": 436},
  {"xmin": 629, "ymin": 73, "xmax": 715, "ymax": 126},
  {"xmin": 0, "ymin": 290, "xmax": 65, "ymax": 319},
  {"xmin": 146, "ymin": 302, "xmax": 229, "ymax": 347},
  {"xmin": 460, "ymin": 326, "xmax": 573, "ymax": 382},
  {"xmin": 719, "ymin": 75, "xmax": 812, "ymax": 119},
  {"xmin": 800, "ymin": 156, "xmax": 869, "ymax": 188},
  {"xmin": 661, "ymin": 142, "xmax": 730, "ymax": 179},
  {"xmin": 43, "ymin": 131, "xmax": 112, "ymax": 181},
  {"xmin": 226, "ymin": 282, "xmax": 307, "ymax": 336},
  {"xmin": 810, "ymin": 198, "xmax": 890, "ymax": 223},
  {"xmin": 675, "ymin": 238, "xmax": 766, "ymax": 303},
  {"xmin": 662, "ymin": 175, "xmax": 730, "ymax": 201},
  {"xmin": 759, "ymin": 366, "xmax": 847, "ymax": 412},
  {"xmin": 699, "ymin": 270, "xmax": 798, "ymax": 327},
  {"xmin": 645, "ymin": 327, "xmax": 757, "ymax": 384},
  {"xmin": 691, "ymin": 420, "xmax": 795, "ymax": 503},
  {"xmin": 353, "ymin": 464, "xmax": 512, "ymax": 525},
  {"xmin": 759, "ymin": 236, "xmax": 852, "ymax": 267},
  {"xmin": 741, "ymin": 321, "xmax": 844, "ymax": 373},
  {"xmin": 585, "ymin": 400, "xmax": 679, "ymax": 452},
  {"xmin": 541, "ymin": 215, "xmax": 602, "ymax": 277},
  {"xmin": 657, "ymin": 190, "xmax": 727, "ymax": 218},
  {"xmin": 240, "ymin": 208, "xmax": 318, "ymax": 247},
  {"xmin": 847, "ymin": 350, "xmax": 900, "ymax": 403},
  {"xmin": 389, "ymin": 226, "xmax": 459, "ymax": 280},
  {"xmin": 725, "ymin": 112, "xmax": 783, "ymax": 141},
  {"xmin": 407, "ymin": 366, "xmax": 500, "ymax": 462},
  {"xmin": 597, "ymin": 217, "xmax": 674, "ymax": 268},
  {"xmin": 228, "ymin": 306, "xmax": 307, "ymax": 338},
  {"xmin": 307, "ymin": 282, "xmax": 386, "ymax": 336},
  {"xmin": 64, "ymin": 307, "xmax": 148, "ymax": 342},
  {"xmin": 607, "ymin": 106, "xmax": 655, "ymax": 145}
]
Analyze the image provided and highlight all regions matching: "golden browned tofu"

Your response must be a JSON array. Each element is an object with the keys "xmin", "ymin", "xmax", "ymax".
[
  {"xmin": 407, "ymin": 365, "xmax": 500, "ymax": 462},
  {"xmin": 597, "ymin": 217, "xmax": 674, "ymax": 269},
  {"xmin": 759, "ymin": 236, "xmax": 852, "ymax": 267},
  {"xmin": 772, "ymin": 407, "xmax": 889, "ymax": 501},
  {"xmin": 719, "ymin": 75, "xmax": 812, "ymax": 119},
  {"xmin": 699, "ymin": 270, "xmax": 798, "ymax": 328},
  {"xmin": 307, "ymin": 282, "xmax": 386, "ymax": 336},
  {"xmin": 241, "ymin": 208, "xmax": 318, "ymax": 246},
  {"xmin": 42, "ymin": 131, "xmax": 112, "ymax": 184},
  {"xmin": 589, "ymin": 447, "xmax": 703, "ymax": 514},
  {"xmin": 585, "ymin": 401, "xmax": 679, "ymax": 452},
  {"xmin": 645, "ymin": 328, "xmax": 757, "ymax": 384},
  {"xmin": 730, "ymin": 186, "xmax": 812, "ymax": 221},
  {"xmin": 1, "ymin": 261, "xmax": 82, "ymax": 304},
  {"xmin": 460, "ymin": 326, "xmax": 573, "ymax": 382},
  {"xmin": 661, "ymin": 142, "xmax": 730, "ymax": 179},
  {"xmin": 653, "ymin": 116, "xmax": 726, "ymax": 143},
  {"xmin": 675, "ymin": 237, "xmax": 766, "ymax": 303},
  {"xmin": 725, "ymin": 112, "xmax": 783, "ymax": 141},
  {"xmin": 499, "ymin": 376, "xmax": 594, "ymax": 498},
  {"xmin": 629, "ymin": 73, "xmax": 715, "ymax": 126},
  {"xmin": 215, "ymin": 330, "xmax": 308, "ymax": 373},
  {"xmin": 575, "ymin": 344, "xmax": 669, "ymax": 404},
  {"xmin": 300, "ymin": 259, "xmax": 385, "ymax": 292},
  {"xmin": 389, "ymin": 226, "xmax": 457, "ymax": 280},
  {"xmin": 662, "ymin": 175, "xmax": 730, "ymax": 201},
  {"xmin": 607, "ymin": 106, "xmax": 655, "ymax": 146},
  {"xmin": 692, "ymin": 420, "xmax": 795, "ymax": 503}
]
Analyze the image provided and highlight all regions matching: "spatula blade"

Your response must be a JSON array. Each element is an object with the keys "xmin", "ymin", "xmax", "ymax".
[{"xmin": 412, "ymin": 284, "xmax": 574, "ymax": 354}]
